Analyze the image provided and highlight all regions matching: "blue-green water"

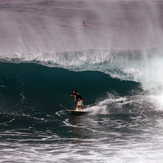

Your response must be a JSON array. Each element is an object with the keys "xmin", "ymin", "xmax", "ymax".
[
  {"xmin": 0, "ymin": 61, "xmax": 163, "ymax": 163},
  {"xmin": 1, "ymin": 0, "xmax": 163, "ymax": 162}
]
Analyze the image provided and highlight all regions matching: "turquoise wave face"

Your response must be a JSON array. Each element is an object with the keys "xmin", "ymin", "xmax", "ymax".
[
  {"xmin": 1, "ymin": 1, "xmax": 163, "ymax": 162},
  {"xmin": 0, "ymin": 61, "xmax": 144, "ymax": 141},
  {"xmin": 0, "ymin": 62, "xmax": 141, "ymax": 112}
]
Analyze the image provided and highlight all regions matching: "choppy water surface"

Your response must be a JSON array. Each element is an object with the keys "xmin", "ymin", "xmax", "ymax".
[{"xmin": 1, "ymin": 0, "xmax": 163, "ymax": 162}]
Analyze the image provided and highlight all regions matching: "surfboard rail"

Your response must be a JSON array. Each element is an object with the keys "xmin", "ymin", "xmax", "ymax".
[{"xmin": 66, "ymin": 109, "xmax": 88, "ymax": 114}]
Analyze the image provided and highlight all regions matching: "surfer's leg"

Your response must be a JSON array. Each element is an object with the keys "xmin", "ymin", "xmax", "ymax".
[{"xmin": 77, "ymin": 100, "xmax": 84, "ymax": 109}]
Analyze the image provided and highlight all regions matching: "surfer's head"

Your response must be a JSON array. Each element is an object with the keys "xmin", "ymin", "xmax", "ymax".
[{"xmin": 73, "ymin": 89, "xmax": 77, "ymax": 93}]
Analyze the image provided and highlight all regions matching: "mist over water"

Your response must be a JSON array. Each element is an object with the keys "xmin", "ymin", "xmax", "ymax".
[
  {"xmin": 1, "ymin": 0, "xmax": 163, "ymax": 163},
  {"xmin": 1, "ymin": 0, "xmax": 163, "ymax": 54}
]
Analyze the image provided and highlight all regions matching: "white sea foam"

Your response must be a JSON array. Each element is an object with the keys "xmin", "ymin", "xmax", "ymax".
[
  {"xmin": 1, "ymin": 1, "xmax": 163, "ymax": 162},
  {"xmin": 1, "ymin": 48, "xmax": 163, "ymax": 93}
]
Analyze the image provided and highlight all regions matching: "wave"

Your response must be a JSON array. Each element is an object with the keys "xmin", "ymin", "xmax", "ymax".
[
  {"xmin": 0, "ymin": 46, "xmax": 163, "ymax": 116},
  {"xmin": 1, "ymin": 47, "xmax": 163, "ymax": 90},
  {"xmin": 0, "ymin": 61, "xmax": 142, "ymax": 110},
  {"xmin": 0, "ymin": 61, "xmax": 146, "ymax": 130},
  {"xmin": 1, "ymin": 2, "xmax": 163, "ymax": 162}
]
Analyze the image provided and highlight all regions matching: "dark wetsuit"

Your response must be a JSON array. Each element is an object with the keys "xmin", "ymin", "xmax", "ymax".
[
  {"xmin": 74, "ymin": 93, "xmax": 83, "ymax": 101},
  {"xmin": 73, "ymin": 92, "xmax": 84, "ymax": 109}
]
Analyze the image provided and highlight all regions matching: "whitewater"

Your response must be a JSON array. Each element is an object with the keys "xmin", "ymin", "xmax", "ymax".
[{"xmin": 0, "ymin": 0, "xmax": 163, "ymax": 163}]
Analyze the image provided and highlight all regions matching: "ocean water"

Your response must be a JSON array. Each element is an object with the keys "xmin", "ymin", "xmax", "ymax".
[{"xmin": 1, "ymin": 0, "xmax": 163, "ymax": 163}]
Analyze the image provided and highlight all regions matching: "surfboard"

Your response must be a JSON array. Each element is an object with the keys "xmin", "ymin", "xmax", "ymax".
[{"xmin": 66, "ymin": 109, "xmax": 88, "ymax": 114}]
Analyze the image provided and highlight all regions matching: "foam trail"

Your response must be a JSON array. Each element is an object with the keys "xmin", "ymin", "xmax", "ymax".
[{"xmin": 86, "ymin": 96, "xmax": 127, "ymax": 115}]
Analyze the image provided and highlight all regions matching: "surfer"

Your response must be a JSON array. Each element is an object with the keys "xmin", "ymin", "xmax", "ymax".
[
  {"xmin": 78, "ymin": 22, "xmax": 88, "ymax": 28},
  {"xmin": 70, "ymin": 90, "xmax": 84, "ymax": 110}
]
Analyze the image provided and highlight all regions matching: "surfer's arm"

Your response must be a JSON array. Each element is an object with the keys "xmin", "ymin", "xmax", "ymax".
[{"xmin": 70, "ymin": 94, "xmax": 76, "ymax": 101}]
